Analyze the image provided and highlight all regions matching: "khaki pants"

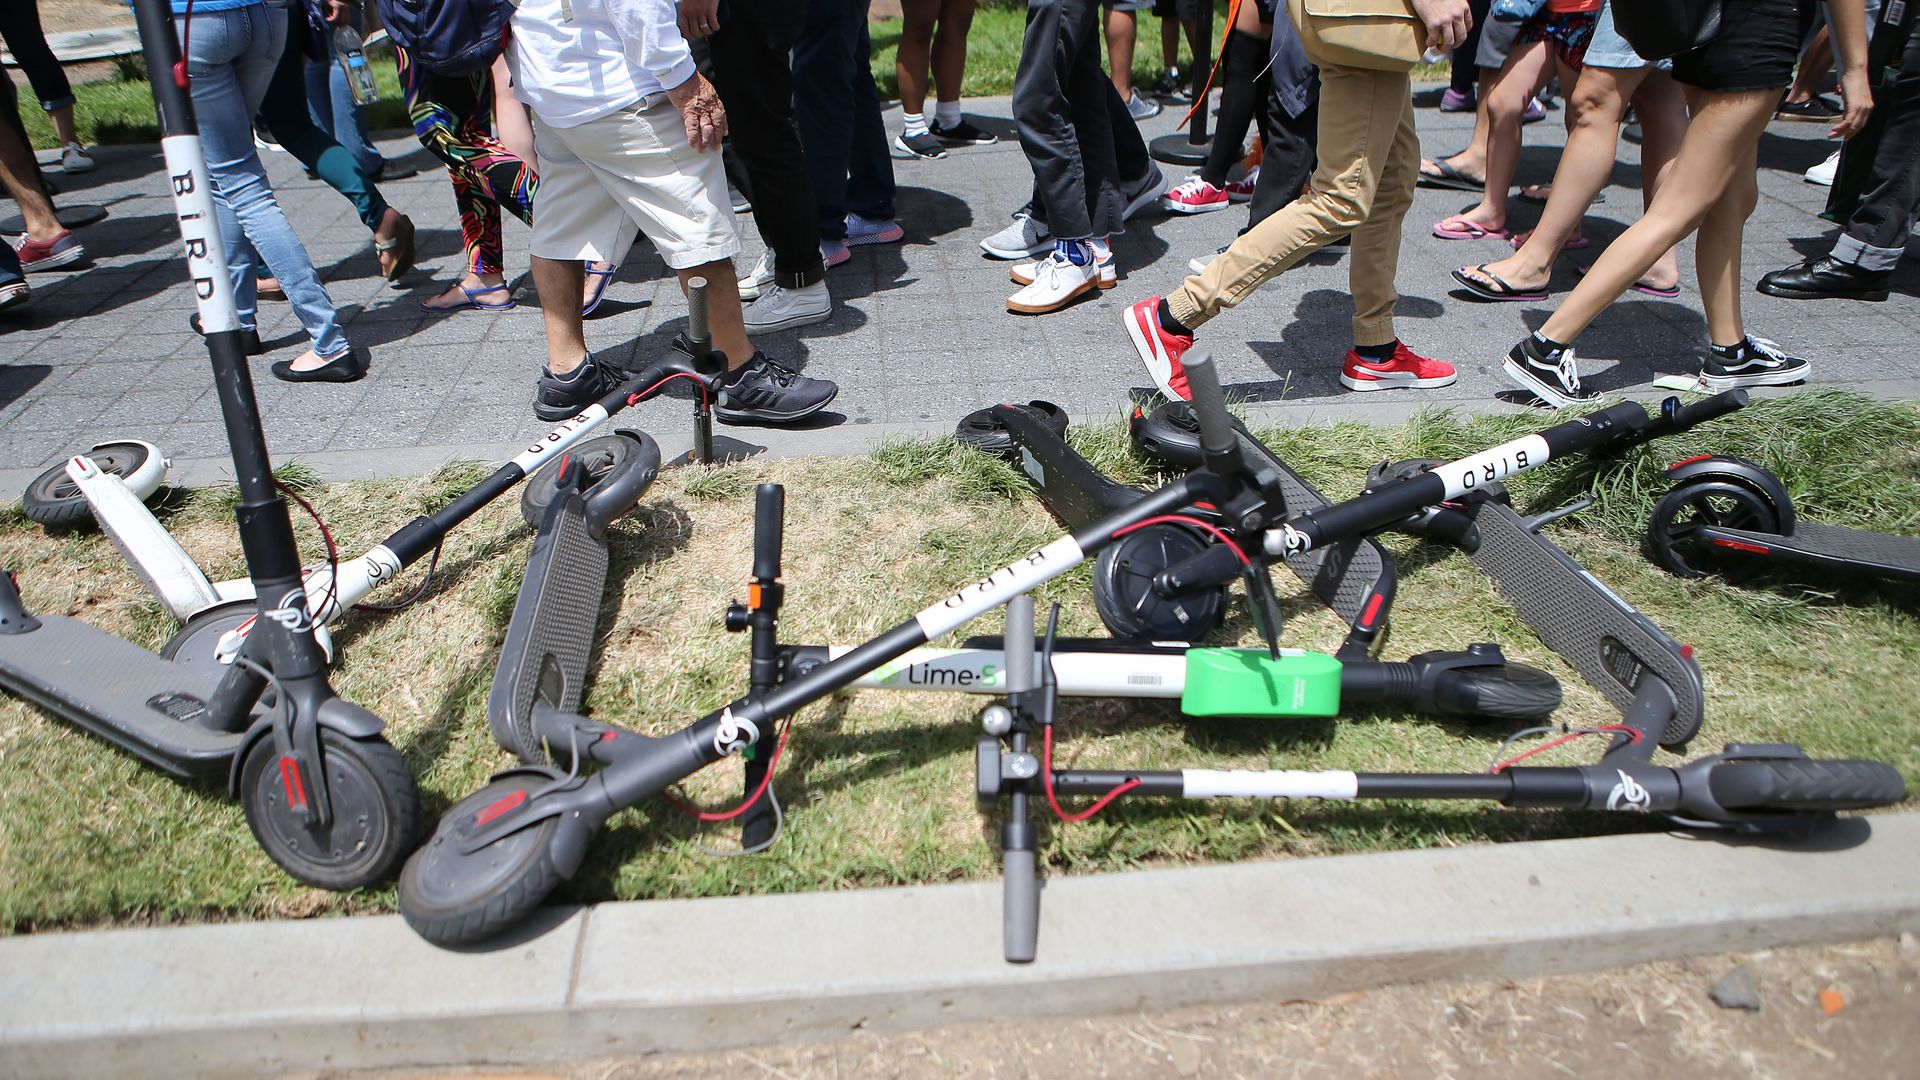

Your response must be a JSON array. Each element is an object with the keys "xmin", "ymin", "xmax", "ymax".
[{"xmin": 1166, "ymin": 61, "xmax": 1418, "ymax": 348}]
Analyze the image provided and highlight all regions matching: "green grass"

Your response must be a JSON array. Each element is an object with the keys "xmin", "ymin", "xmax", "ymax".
[{"xmin": 2, "ymin": 392, "xmax": 1916, "ymax": 932}]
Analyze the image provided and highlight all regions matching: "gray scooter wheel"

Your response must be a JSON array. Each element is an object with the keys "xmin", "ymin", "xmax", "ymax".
[
  {"xmin": 400, "ymin": 773, "xmax": 568, "ymax": 946},
  {"xmin": 519, "ymin": 431, "xmax": 649, "ymax": 527},
  {"xmin": 239, "ymin": 728, "xmax": 420, "ymax": 890},
  {"xmin": 21, "ymin": 441, "xmax": 156, "ymax": 529}
]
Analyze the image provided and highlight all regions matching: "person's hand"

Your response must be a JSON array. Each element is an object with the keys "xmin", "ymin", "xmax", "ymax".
[
  {"xmin": 1832, "ymin": 68, "xmax": 1872, "ymax": 140},
  {"xmin": 679, "ymin": 0, "xmax": 721, "ymax": 39},
  {"xmin": 1408, "ymin": 0, "xmax": 1472, "ymax": 50},
  {"xmin": 666, "ymin": 73, "xmax": 728, "ymax": 151},
  {"xmin": 324, "ymin": 0, "xmax": 351, "ymax": 27}
]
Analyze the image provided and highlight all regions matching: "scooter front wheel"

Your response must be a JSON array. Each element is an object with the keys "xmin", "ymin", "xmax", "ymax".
[
  {"xmin": 399, "ymin": 773, "xmax": 570, "ymax": 946},
  {"xmin": 239, "ymin": 728, "xmax": 420, "ymax": 890},
  {"xmin": 21, "ymin": 440, "xmax": 161, "ymax": 529},
  {"xmin": 1709, "ymin": 758, "xmax": 1907, "ymax": 813}
]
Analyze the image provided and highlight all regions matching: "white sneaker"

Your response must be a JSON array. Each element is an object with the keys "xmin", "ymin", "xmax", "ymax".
[
  {"xmin": 743, "ymin": 280, "xmax": 832, "ymax": 333},
  {"xmin": 1007, "ymin": 251, "xmax": 1100, "ymax": 314},
  {"xmin": 1805, "ymin": 150, "xmax": 1840, "ymax": 187},
  {"xmin": 738, "ymin": 251, "xmax": 775, "ymax": 300},
  {"xmin": 1011, "ymin": 250, "xmax": 1115, "ymax": 289},
  {"xmin": 1187, "ymin": 244, "xmax": 1228, "ymax": 274},
  {"xmin": 60, "ymin": 142, "xmax": 95, "ymax": 173},
  {"xmin": 980, "ymin": 209, "xmax": 1052, "ymax": 260}
]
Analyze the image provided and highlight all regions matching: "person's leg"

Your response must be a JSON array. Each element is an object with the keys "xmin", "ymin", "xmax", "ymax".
[
  {"xmin": 0, "ymin": 92, "xmax": 62, "ymax": 243},
  {"xmin": 410, "ymin": 64, "xmax": 535, "ymax": 308},
  {"xmin": 1537, "ymin": 88, "xmax": 1780, "ymax": 344},
  {"xmin": 1107, "ymin": 7, "xmax": 1137, "ymax": 100},
  {"xmin": 304, "ymin": 6, "xmax": 384, "ymax": 174},
  {"xmin": 897, "ymin": 0, "xmax": 937, "ymax": 120},
  {"xmin": 1448, "ymin": 0, "xmax": 1493, "ymax": 102},
  {"xmin": 1013, "ymin": 0, "xmax": 1096, "ymax": 241},
  {"xmin": 1197, "ymin": 29, "xmax": 1272, "ymax": 189},
  {"xmin": 258, "ymin": 41, "xmax": 390, "ymax": 233},
  {"xmin": 707, "ymin": 0, "xmax": 827, "ymax": 288},
  {"xmin": 846, "ymin": 17, "xmax": 899, "ymax": 222},
  {"xmin": 1246, "ymin": 90, "xmax": 1317, "ymax": 229},
  {"xmin": 931, "ymin": 0, "xmax": 977, "ymax": 111},
  {"xmin": 1347, "ymin": 87, "xmax": 1420, "ymax": 348},
  {"xmin": 1461, "ymin": 65, "xmax": 1645, "ymax": 293},
  {"xmin": 794, "ymin": 0, "xmax": 858, "ymax": 242},
  {"xmin": 1064, "ymin": 0, "xmax": 1121, "ymax": 237},
  {"xmin": 0, "ymin": 3, "xmax": 77, "ymax": 147},
  {"xmin": 1439, "ymin": 37, "xmax": 1550, "ymax": 235},
  {"xmin": 1782, "ymin": 25, "xmax": 1835, "ymax": 108}
]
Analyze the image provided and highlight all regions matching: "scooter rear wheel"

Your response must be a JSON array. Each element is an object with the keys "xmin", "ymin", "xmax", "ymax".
[
  {"xmin": 239, "ymin": 728, "xmax": 419, "ymax": 890},
  {"xmin": 21, "ymin": 441, "xmax": 159, "ymax": 529},
  {"xmin": 1646, "ymin": 479, "xmax": 1782, "ymax": 580},
  {"xmin": 1093, "ymin": 523, "xmax": 1224, "ymax": 642},
  {"xmin": 519, "ymin": 431, "xmax": 649, "ymax": 527},
  {"xmin": 399, "ymin": 773, "xmax": 568, "ymax": 946},
  {"xmin": 1708, "ymin": 758, "xmax": 1906, "ymax": 813},
  {"xmin": 954, "ymin": 401, "xmax": 1069, "ymax": 460}
]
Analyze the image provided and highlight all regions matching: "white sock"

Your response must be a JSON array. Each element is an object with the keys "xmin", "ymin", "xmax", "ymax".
[
  {"xmin": 902, "ymin": 111, "xmax": 929, "ymax": 137},
  {"xmin": 934, "ymin": 100, "xmax": 962, "ymax": 129}
]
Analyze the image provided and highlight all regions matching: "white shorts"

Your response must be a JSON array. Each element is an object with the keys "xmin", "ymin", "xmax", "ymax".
[{"xmin": 529, "ymin": 98, "xmax": 740, "ymax": 271}]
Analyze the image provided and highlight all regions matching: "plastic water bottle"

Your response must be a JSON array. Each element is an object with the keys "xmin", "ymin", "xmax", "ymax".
[{"xmin": 335, "ymin": 26, "xmax": 379, "ymax": 106}]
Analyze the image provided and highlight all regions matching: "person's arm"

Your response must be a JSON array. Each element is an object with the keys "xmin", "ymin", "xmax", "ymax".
[
  {"xmin": 1825, "ymin": 0, "xmax": 1873, "ymax": 140},
  {"xmin": 1408, "ymin": 0, "xmax": 1472, "ymax": 51}
]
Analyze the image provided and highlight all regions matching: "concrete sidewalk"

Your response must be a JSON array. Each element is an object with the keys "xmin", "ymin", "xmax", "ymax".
[
  {"xmin": 3, "ymin": 812, "xmax": 1916, "ymax": 1079},
  {"xmin": 3, "ymin": 92, "xmax": 1918, "ymax": 487}
]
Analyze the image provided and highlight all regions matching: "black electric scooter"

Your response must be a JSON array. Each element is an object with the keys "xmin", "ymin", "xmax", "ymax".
[
  {"xmin": 1646, "ymin": 454, "xmax": 1920, "ymax": 584},
  {"xmin": 398, "ymin": 358, "xmax": 1902, "ymax": 952},
  {"xmin": 0, "ymin": 0, "xmax": 421, "ymax": 890}
]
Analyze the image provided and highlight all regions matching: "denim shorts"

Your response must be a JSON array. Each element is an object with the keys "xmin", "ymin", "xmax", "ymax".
[{"xmin": 1583, "ymin": 1, "xmax": 1673, "ymax": 71}]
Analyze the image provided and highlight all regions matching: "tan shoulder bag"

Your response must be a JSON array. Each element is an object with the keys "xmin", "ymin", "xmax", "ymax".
[{"xmin": 1285, "ymin": 0, "xmax": 1425, "ymax": 72}]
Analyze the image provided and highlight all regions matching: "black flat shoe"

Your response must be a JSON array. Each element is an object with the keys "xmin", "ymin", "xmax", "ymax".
[
  {"xmin": 188, "ymin": 312, "xmax": 263, "ymax": 355},
  {"xmin": 272, "ymin": 347, "xmax": 365, "ymax": 383},
  {"xmin": 1756, "ymin": 255, "xmax": 1891, "ymax": 302}
]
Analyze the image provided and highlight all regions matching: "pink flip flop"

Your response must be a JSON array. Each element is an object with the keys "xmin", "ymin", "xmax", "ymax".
[{"xmin": 1432, "ymin": 217, "xmax": 1510, "ymax": 241}]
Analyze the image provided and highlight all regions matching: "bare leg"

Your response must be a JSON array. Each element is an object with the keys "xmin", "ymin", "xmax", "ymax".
[
  {"xmin": 1782, "ymin": 26, "xmax": 1833, "ymax": 106},
  {"xmin": 48, "ymin": 104, "xmax": 78, "ymax": 148},
  {"xmin": 1423, "ymin": 66, "xmax": 1500, "ymax": 182},
  {"xmin": 679, "ymin": 259, "xmax": 752, "ymax": 371},
  {"xmin": 1624, "ymin": 72, "xmax": 1688, "ymax": 290},
  {"xmin": 930, "ymin": 0, "xmax": 976, "ymax": 107},
  {"xmin": 1538, "ymin": 88, "xmax": 1779, "ymax": 344},
  {"xmin": 1442, "ymin": 39, "xmax": 1550, "ymax": 234},
  {"xmin": 1106, "ymin": 9, "xmax": 1136, "ymax": 99},
  {"xmin": 532, "ymin": 255, "xmax": 589, "ymax": 374},
  {"xmin": 420, "ymin": 270, "xmax": 508, "ymax": 311},
  {"xmin": 1693, "ymin": 116, "xmax": 1761, "ymax": 345},
  {"xmin": 1233, "ymin": 0, "xmax": 1270, "ymax": 38},
  {"xmin": 0, "ymin": 117, "xmax": 61, "ymax": 243},
  {"xmin": 896, "ymin": 0, "xmax": 937, "ymax": 117}
]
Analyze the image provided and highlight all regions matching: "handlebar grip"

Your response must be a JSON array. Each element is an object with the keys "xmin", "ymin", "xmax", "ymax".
[
  {"xmin": 1180, "ymin": 351, "xmax": 1236, "ymax": 459},
  {"xmin": 1003, "ymin": 848, "xmax": 1039, "ymax": 963},
  {"xmin": 752, "ymin": 483, "xmax": 783, "ymax": 581},
  {"xmin": 1152, "ymin": 542, "xmax": 1242, "ymax": 598},
  {"xmin": 686, "ymin": 276, "xmax": 710, "ymax": 349},
  {"xmin": 1659, "ymin": 389, "xmax": 1749, "ymax": 434},
  {"xmin": 1003, "ymin": 594, "xmax": 1036, "ymax": 695}
]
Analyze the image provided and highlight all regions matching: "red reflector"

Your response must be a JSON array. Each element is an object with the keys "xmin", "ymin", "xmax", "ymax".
[
  {"xmin": 1680, "ymin": 644, "xmax": 1695, "ymax": 661},
  {"xmin": 474, "ymin": 789, "xmax": 528, "ymax": 827},
  {"xmin": 1360, "ymin": 593, "xmax": 1385, "ymax": 629},
  {"xmin": 278, "ymin": 756, "xmax": 309, "ymax": 812},
  {"xmin": 1191, "ymin": 501, "xmax": 1217, "ymax": 511},
  {"xmin": 598, "ymin": 730, "xmax": 618, "ymax": 742},
  {"xmin": 1667, "ymin": 454, "xmax": 1712, "ymax": 471},
  {"xmin": 1711, "ymin": 538, "xmax": 1771, "ymax": 554}
]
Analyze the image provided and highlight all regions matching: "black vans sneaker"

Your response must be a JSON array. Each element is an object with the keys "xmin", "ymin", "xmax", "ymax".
[
  {"xmin": 1700, "ymin": 336, "xmax": 1811, "ymax": 390},
  {"xmin": 1502, "ymin": 337, "xmax": 1600, "ymax": 409},
  {"xmin": 533, "ymin": 354, "xmax": 628, "ymax": 421},
  {"xmin": 715, "ymin": 352, "xmax": 838, "ymax": 424}
]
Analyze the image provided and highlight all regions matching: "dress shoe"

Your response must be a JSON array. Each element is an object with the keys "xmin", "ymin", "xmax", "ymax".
[
  {"xmin": 272, "ymin": 347, "xmax": 366, "ymax": 383},
  {"xmin": 1757, "ymin": 255, "xmax": 1891, "ymax": 302}
]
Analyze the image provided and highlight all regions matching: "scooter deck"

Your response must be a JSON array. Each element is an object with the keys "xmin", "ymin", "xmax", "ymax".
[
  {"xmin": 486, "ymin": 494, "xmax": 610, "ymax": 763},
  {"xmin": 0, "ymin": 615, "xmax": 238, "ymax": 779},
  {"xmin": 1703, "ymin": 521, "xmax": 1920, "ymax": 583},
  {"xmin": 1466, "ymin": 500, "xmax": 1705, "ymax": 748}
]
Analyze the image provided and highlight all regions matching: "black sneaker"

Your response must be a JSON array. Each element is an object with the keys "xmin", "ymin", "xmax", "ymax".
[
  {"xmin": 1502, "ymin": 338, "xmax": 1599, "ymax": 409},
  {"xmin": 533, "ymin": 355, "xmax": 628, "ymax": 421},
  {"xmin": 930, "ymin": 118, "xmax": 998, "ymax": 145},
  {"xmin": 892, "ymin": 130, "xmax": 947, "ymax": 160},
  {"xmin": 1700, "ymin": 336, "xmax": 1811, "ymax": 390},
  {"xmin": 715, "ymin": 352, "xmax": 838, "ymax": 424},
  {"xmin": 1775, "ymin": 96, "xmax": 1841, "ymax": 122}
]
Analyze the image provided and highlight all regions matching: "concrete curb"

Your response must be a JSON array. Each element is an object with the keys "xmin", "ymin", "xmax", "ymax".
[{"xmin": 4, "ymin": 812, "xmax": 1917, "ymax": 1078}]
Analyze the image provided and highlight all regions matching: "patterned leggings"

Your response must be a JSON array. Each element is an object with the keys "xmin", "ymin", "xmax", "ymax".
[{"xmin": 397, "ymin": 47, "xmax": 536, "ymax": 276}]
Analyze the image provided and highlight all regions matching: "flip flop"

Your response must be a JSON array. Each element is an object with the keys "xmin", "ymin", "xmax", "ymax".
[
  {"xmin": 1418, "ymin": 157, "xmax": 1486, "ymax": 192},
  {"xmin": 1515, "ymin": 184, "xmax": 1604, "ymax": 206},
  {"xmin": 1433, "ymin": 216, "xmax": 1509, "ymax": 241},
  {"xmin": 1509, "ymin": 232, "xmax": 1590, "ymax": 251},
  {"xmin": 419, "ymin": 282, "xmax": 515, "ymax": 313},
  {"xmin": 373, "ymin": 214, "xmax": 416, "ymax": 282},
  {"xmin": 1577, "ymin": 263, "xmax": 1682, "ymax": 298},
  {"xmin": 1451, "ymin": 264, "xmax": 1549, "ymax": 302},
  {"xmin": 581, "ymin": 262, "xmax": 616, "ymax": 316}
]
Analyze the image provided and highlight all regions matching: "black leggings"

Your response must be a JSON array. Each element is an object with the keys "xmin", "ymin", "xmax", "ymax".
[
  {"xmin": 1200, "ymin": 29, "xmax": 1270, "ymax": 188},
  {"xmin": 1451, "ymin": 0, "xmax": 1493, "ymax": 95},
  {"xmin": 0, "ymin": 3, "xmax": 73, "ymax": 113}
]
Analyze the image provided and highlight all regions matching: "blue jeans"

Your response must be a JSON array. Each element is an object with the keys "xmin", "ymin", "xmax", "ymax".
[
  {"xmin": 303, "ymin": 7, "xmax": 384, "ymax": 175},
  {"xmin": 177, "ymin": 2, "xmax": 348, "ymax": 357}
]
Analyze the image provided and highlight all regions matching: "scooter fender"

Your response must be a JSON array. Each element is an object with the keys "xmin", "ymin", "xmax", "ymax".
[
  {"xmin": 224, "ymin": 696, "xmax": 385, "ymax": 797},
  {"xmin": 1663, "ymin": 455, "xmax": 1796, "ymax": 533},
  {"xmin": 584, "ymin": 429, "xmax": 663, "ymax": 535}
]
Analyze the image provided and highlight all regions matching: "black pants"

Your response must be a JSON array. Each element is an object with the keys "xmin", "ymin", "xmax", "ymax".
[
  {"xmin": 1452, "ymin": 0, "xmax": 1493, "ymax": 92},
  {"xmin": 1837, "ymin": 22, "xmax": 1920, "ymax": 268},
  {"xmin": 1245, "ymin": 87, "xmax": 1319, "ymax": 231},
  {"xmin": 1014, "ymin": 0, "xmax": 1123, "ymax": 240},
  {"xmin": 794, "ymin": 0, "xmax": 896, "ymax": 241},
  {"xmin": 706, "ymin": 0, "xmax": 825, "ymax": 286},
  {"xmin": 1026, "ymin": 83, "xmax": 1151, "ymax": 226},
  {"xmin": 0, "ymin": 3, "xmax": 74, "ymax": 113}
]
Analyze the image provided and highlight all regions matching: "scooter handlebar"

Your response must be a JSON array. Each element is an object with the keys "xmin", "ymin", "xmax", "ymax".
[
  {"xmin": 1180, "ymin": 351, "xmax": 1237, "ymax": 461},
  {"xmin": 1648, "ymin": 389, "xmax": 1748, "ymax": 438}
]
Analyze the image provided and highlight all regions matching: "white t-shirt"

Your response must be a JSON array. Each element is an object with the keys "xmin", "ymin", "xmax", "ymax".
[{"xmin": 508, "ymin": 0, "xmax": 697, "ymax": 128}]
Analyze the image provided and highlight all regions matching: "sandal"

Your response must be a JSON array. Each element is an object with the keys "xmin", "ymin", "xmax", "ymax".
[
  {"xmin": 1418, "ymin": 157, "xmax": 1486, "ymax": 193},
  {"xmin": 419, "ymin": 281, "xmax": 515, "ymax": 313},
  {"xmin": 582, "ymin": 262, "xmax": 616, "ymax": 316},
  {"xmin": 1451, "ymin": 264, "xmax": 1549, "ymax": 302},
  {"xmin": 373, "ymin": 213, "xmax": 416, "ymax": 282},
  {"xmin": 1432, "ymin": 216, "xmax": 1509, "ymax": 241}
]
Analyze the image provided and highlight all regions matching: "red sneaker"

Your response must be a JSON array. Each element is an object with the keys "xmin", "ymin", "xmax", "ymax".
[
  {"xmin": 1225, "ymin": 165, "xmax": 1259, "ymax": 203},
  {"xmin": 1124, "ymin": 296, "xmax": 1195, "ymax": 400},
  {"xmin": 1340, "ymin": 342, "xmax": 1458, "ymax": 392},
  {"xmin": 15, "ymin": 229, "xmax": 84, "ymax": 272},
  {"xmin": 1159, "ymin": 175, "xmax": 1229, "ymax": 215}
]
